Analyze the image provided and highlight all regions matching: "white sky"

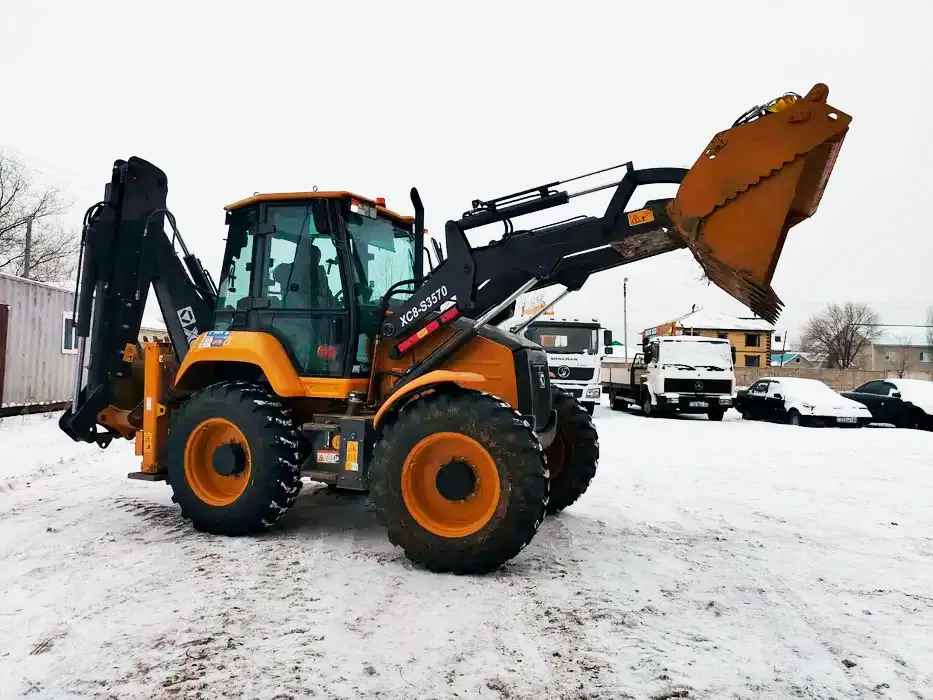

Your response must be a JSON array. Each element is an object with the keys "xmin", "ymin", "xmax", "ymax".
[{"xmin": 2, "ymin": 0, "xmax": 930, "ymax": 348}]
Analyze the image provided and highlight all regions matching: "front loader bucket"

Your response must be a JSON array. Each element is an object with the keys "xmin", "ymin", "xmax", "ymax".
[{"xmin": 667, "ymin": 83, "xmax": 851, "ymax": 323}]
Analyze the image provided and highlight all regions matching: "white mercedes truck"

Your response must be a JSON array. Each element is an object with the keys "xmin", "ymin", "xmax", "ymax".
[{"xmin": 600, "ymin": 334, "xmax": 735, "ymax": 420}]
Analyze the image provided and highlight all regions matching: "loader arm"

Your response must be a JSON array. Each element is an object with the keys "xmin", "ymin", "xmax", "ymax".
[
  {"xmin": 59, "ymin": 157, "xmax": 216, "ymax": 447},
  {"xmin": 383, "ymin": 83, "xmax": 850, "ymax": 390}
]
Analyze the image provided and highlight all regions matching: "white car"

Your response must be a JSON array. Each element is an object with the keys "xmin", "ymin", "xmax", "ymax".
[{"xmin": 734, "ymin": 377, "xmax": 873, "ymax": 427}]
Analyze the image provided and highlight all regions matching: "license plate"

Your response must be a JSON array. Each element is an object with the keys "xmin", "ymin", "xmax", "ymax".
[
  {"xmin": 689, "ymin": 401, "xmax": 708, "ymax": 408},
  {"xmin": 837, "ymin": 416, "xmax": 857, "ymax": 424}
]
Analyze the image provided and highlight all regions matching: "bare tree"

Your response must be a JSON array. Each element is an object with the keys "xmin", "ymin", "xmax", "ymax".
[
  {"xmin": 0, "ymin": 151, "xmax": 79, "ymax": 283},
  {"xmin": 519, "ymin": 289, "xmax": 548, "ymax": 316},
  {"xmin": 887, "ymin": 334, "xmax": 913, "ymax": 378},
  {"xmin": 927, "ymin": 304, "xmax": 933, "ymax": 349},
  {"xmin": 800, "ymin": 302, "xmax": 881, "ymax": 369}
]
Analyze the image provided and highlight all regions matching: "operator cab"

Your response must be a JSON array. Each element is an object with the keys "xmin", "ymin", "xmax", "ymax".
[{"xmin": 215, "ymin": 192, "xmax": 421, "ymax": 380}]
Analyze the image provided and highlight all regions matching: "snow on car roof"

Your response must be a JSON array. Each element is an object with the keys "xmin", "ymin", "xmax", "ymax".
[{"xmin": 758, "ymin": 377, "xmax": 837, "ymax": 393}]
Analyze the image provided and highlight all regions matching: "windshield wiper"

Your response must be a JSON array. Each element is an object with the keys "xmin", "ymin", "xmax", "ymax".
[
  {"xmin": 698, "ymin": 365, "xmax": 727, "ymax": 371},
  {"xmin": 664, "ymin": 363, "xmax": 697, "ymax": 370}
]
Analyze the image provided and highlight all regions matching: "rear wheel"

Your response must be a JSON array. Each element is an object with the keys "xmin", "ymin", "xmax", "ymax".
[
  {"xmin": 609, "ymin": 389, "xmax": 627, "ymax": 411},
  {"xmin": 545, "ymin": 388, "xmax": 600, "ymax": 514},
  {"xmin": 166, "ymin": 382, "xmax": 304, "ymax": 535},
  {"xmin": 370, "ymin": 389, "xmax": 548, "ymax": 574}
]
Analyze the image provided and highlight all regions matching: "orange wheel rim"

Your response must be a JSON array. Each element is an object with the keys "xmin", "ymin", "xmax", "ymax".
[
  {"xmin": 401, "ymin": 432, "xmax": 501, "ymax": 538},
  {"xmin": 183, "ymin": 418, "xmax": 252, "ymax": 506}
]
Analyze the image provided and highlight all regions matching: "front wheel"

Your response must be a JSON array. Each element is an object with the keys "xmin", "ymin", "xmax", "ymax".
[
  {"xmin": 545, "ymin": 388, "xmax": 600, "ymax": 515},
  {"xmin": 787, "ymin": 409, "xmax": 802, "ymax": 426},
  {"xmin": 370, "ymin": 389, "xmax": 549, "ymax": 575},
  {"xmin": 642, "ymin": 392, "xmax": 656, "ymax": 418},
  {"xmin": 708, "ymin": 408, "xmax": 725, "ymax": 422}
]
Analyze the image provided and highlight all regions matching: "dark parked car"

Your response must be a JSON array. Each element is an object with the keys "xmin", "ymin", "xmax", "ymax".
[
  {"xmin": 840, "ymin": 378, "xmax": 933, "ymax": 430},
  {"xmin": 734, "ymin": 377, "xmax": 872, "ymax": 427}
]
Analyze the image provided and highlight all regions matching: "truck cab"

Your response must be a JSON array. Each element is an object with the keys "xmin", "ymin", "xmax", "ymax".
[{"xmin": 520, "ymin": 317, "xmax": 612, "ymax": 414}]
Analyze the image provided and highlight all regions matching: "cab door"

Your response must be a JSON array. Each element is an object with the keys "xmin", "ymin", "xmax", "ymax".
[{"xmin": 251, "ymin": 201, "xmax": 353, "ymax": 378}]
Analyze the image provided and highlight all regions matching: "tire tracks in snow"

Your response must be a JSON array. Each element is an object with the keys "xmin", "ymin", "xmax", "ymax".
[{"xmin": 486, "ymin": 514, "xmax": 634, "ymax": 699}]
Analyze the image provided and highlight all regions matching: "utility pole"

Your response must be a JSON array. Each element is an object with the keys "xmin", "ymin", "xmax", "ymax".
[
  {"xmin": 23, "ymin": 216, "xmax": 33, "ymax": 279},
  {"xmin": 623, "ymin": 277, "xmax": 629, "ymax": 364}
]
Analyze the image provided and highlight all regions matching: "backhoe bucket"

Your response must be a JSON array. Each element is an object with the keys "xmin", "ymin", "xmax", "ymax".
[{"xmin": 667, "ymin": 83, "xmax": 851, "ymax": 323}]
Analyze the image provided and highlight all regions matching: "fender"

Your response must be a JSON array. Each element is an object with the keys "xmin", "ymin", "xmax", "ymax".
[
  {"xmin": 175, "ymin": 331, "xmax": 306, "ymax": 395},
  {"xmin": 373, "ymin": 370, "xmax": 487, "ymax": 429}
]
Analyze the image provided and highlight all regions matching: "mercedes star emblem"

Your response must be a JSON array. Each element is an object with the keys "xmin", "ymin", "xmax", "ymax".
[{"xmin": 695, "ymin": 380, "xmax": 704, "ymax": 391}]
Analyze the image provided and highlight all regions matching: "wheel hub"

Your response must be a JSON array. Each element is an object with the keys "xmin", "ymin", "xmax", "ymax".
[
  {"xmin": 435, "ymin": 459, "xmax": 477, "ymax": 502},
  {"xmin": 212, "ymin": 442, "xmax": 247, "ymax": 477}
]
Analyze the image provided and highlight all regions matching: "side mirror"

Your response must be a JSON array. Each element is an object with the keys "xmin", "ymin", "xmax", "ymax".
[
  {"xmin": 604, "ymin": 346, "xmax": 613, "ymax": 355},
  {"xmin": 731, "ymin": 346, "xmax": 737, "ymax": 363},
  {"xmin": 892, "ymin": 391, "xmax": 902, "ymax": 398},
  {"xmin": 603, "ymin": 329, "xmax": 613, "ymax": 346},
  {"xmin": 773, "ymin": 393, "xmax": 783, "ymax": 400}
]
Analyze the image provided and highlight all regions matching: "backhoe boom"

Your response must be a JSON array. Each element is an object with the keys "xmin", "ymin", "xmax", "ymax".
[{"xmin": 60, "ymin": 158, "xmax": 216, "ymax": 447}]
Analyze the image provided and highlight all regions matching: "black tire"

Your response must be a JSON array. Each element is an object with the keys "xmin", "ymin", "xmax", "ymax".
[
  {"xmin": 545, "ymin": 388, "xmax": 600, "ymax": 515},
  {"xmin": 369, "ymin": 388, "xmax": 548, "ymax": 575},
  {"xmin": 642, "ymin": 391, "xmax": 655, "ymax": 417},
  {"xmin": 165, "ymin": 381, "xmax": 304, "ymax": 535},
  {"xmin": 708, "ymin": 408, "xmax": 725, "ymax": 422},
  {"xmin": 898, "ymin": 409, "xmax": 924, "ymax": 430},
  {"xmin": 739, "ymin": 409, "xmax": 752, "ymax": 421},
  {"xmin": 787, "ymin": 409, "xmax": 802, "ymax": 426},
  {"xmin": 609, "ymin": 389, "xmax": 626, "ymax": 411}
]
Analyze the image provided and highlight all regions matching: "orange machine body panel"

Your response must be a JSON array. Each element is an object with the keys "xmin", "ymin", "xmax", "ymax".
[
  {"xmin": 224, "ymin": 190, "xmax": 414, "ymax": 226},
  {"xmin": 174, "ymin": 331, "xmax": 369, "ymax": 399},
  {"xmin": 369, "ymin": 324, "xmax": 520, "ymax": 422}
]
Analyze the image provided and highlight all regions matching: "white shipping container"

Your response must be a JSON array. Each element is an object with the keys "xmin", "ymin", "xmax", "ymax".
[{"xmin": 0, "ymin": 273, "xmax": 79, "ymax": 410}]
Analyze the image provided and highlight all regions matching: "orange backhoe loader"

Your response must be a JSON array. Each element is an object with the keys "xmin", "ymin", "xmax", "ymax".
[{"xmin": 59, "ymin": 84, "xmax": 850, "ymax": 574}]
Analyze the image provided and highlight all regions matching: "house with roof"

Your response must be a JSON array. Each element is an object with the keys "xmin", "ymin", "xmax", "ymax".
[
  {"xmin": 644, "ymin": 307, "xmax": 776, "ymax": 368},
  {"xmin": 771, "ymin": 351, "xmax": 821, "ymax": 368},
  {"xmin": 869, "ymin": 326, "xmax": 933, "ymax": 374}
]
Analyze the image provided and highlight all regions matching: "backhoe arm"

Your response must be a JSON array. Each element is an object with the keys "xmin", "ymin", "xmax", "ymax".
[{"xmin": 59, "ymin": 157, "xmax": 216, "ymax": 447}]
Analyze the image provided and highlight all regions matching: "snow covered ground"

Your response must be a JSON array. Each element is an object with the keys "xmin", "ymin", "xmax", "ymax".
[{"xmin": 1, "ymin": 405, "xmax": 931, "ymax": 700}]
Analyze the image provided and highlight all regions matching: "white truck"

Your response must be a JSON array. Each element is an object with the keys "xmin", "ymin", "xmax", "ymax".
[
  {"xmin": 511, "ymin": 316, "xmax": 614, "ymax": 415},
  {"xmin": 600, "ymin": 334, "xmax": 735, "ymax": 420}
]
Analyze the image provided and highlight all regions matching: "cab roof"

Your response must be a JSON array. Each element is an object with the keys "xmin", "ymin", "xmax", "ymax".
[{"xmin": 224, "ymin": 190, "xmax": 414, "ymax": 225}]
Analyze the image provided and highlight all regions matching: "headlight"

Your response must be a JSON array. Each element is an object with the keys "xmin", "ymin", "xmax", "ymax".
[
  {"xmin": 719, "ymin": 396, "xmax": 732, "ymax": 405},
  {"xmin": 586, "ymin": 387, "xmax": 601, "ymax": 398}
]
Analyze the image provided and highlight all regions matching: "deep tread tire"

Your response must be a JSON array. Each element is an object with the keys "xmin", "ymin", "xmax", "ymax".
[
  {"xmin": 544, "ymin": 388, "xmax": 600, "ymax": 515},
  {"xmin": 166, "ymin": 381, "xmax": 304, "ymax": 535},
  {"xmin": 370, "ymin": 388, "xmax": 548, "ymax": 575}
]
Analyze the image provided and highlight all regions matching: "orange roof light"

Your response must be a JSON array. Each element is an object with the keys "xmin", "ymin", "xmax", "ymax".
[{"xmin": 376, "ymin": 197, "xmax": 386, "ymax": 206}]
